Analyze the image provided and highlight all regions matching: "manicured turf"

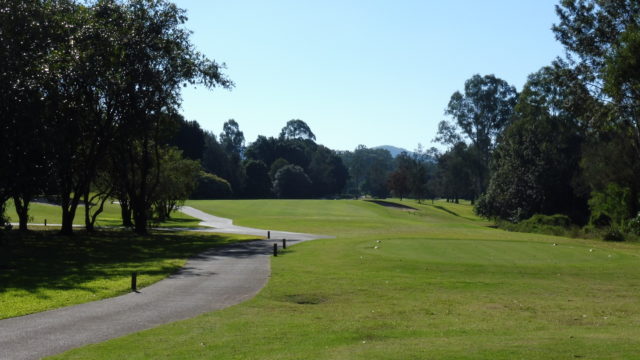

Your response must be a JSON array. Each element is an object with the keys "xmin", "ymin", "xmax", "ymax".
[
  {"xmin": 49, "ymin": 199, "xmax": 640, "ymax": 359},
  {"xmin": 0, "ymin": 230, "xmax": 258, "ymax": 319},
  {"xmin": 4, "ymin": 199, "xmax": 202, "ymax": 228}
]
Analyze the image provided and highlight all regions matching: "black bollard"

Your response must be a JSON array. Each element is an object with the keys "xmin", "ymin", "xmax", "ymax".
[
  {"xmin": 44, "ymin": 219, "xmax": 47, "ymax": 226},
  {"xmin": 268, "ymin": 230, "xmax": 270, "ymax": 239},
  {"xmin": 131, "ymin": 272, "xmax": 137, "ymax": 292},
  {"xmin": 282, "ymin": 239, "xmax": 287, "ymax": 249},
  {"xmin": 273, "ymin": 243, "xmax": 278, "ymax": 257}
]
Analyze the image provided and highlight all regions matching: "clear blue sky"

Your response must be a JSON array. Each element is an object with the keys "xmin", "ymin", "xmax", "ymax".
[{"xmin": 173, "ymin": 0, "xmax": 564, "ymax": 152}]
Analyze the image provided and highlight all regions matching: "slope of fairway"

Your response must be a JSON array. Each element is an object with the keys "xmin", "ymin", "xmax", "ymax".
[{"xmin": 52, "ymin": 200, "xmax": 640, "ymax": 360}]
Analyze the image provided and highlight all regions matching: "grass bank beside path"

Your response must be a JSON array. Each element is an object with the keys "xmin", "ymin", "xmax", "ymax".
[
  {"xmin": 0, "ymin": 230, "xmax": 258, "ymax": 319},
  {"xmin": 52, "ymin": 199, "xmax": 640, "ymax": 359},
  {"xmin": 5, "ymin": 199, "xmax": 202, "ymax": 228}
]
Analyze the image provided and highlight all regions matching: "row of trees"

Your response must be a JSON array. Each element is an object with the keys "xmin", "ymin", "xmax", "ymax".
[
  {"xmin": 0, "ymin": 0, "xmax": 231, "ymax": 234},
  {"xmin": 169, "ymin": 118, "xmax": 350, "ymax": 199},
  {"xmin": 420, "ymin": 0, "xmax": 640, "ymax": 235},
  {"xmin": 5, "ymin": 0, "xmax": 634, "ymax": 237}
]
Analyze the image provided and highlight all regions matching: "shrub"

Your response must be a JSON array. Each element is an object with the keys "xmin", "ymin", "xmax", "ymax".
[
  {"xmin": 496, "ymin": 213, "xmax": 576, "ymax": 237},
  {"xmin": 272, "ymin": 165, "xmax": 312, "ymax": 199},
  {"xmin": 588, "ymin": 183, "xmax": 630, "ymax": 229},
  {"xmin": 191, "ymin": 172, "xmax": 233, "ymax": 199},
  {"xmin": 526, "ymin": 214, "xmax": 572, "ymax": 227},
  {"xmin": 603, "ymin": 228, "xmax": 625, "ymax": 242}
]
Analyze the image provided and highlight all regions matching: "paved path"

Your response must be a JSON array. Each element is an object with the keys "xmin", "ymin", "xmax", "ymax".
[{"xmin": 0, "ymin": 207, "xmax": 331, "ymax": 360}]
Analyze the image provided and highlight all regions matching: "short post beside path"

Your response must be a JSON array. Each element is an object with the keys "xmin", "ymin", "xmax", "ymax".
[{"xmin": 131, "ymin": 272, "xmax": 137, "ymax": 292}]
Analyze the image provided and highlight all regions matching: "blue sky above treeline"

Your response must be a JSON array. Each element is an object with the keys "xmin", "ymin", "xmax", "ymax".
[{"xmin": 174, "ymin": 0, "xmax": 564, "ymax": 152}]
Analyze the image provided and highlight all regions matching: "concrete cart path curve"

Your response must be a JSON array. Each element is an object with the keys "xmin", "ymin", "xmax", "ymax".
[
  {"xmin": 0, "ymin": 207, "xmax": 332, "ymax": 360},
  {"xmin": 178, "ymin": 206, "xmax": 331, "ymax": 241}
]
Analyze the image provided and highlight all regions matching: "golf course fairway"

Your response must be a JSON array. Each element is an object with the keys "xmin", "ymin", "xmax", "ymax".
[{"xmin": 50, "ymin": 199, "xmax": 640, "ymax": 359}]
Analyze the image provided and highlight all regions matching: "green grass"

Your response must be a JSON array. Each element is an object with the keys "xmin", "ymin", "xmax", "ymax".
[
  {"xmin": 47, "ymin": 199, "xmax": 640, "ymax": 359},
  {"xmin": 4, "ymin": 199, "xmax": 203, "ymax": 228},
  {"xmin": 0, "ymin": 230, "xmax": 258, "ymax": 319}
]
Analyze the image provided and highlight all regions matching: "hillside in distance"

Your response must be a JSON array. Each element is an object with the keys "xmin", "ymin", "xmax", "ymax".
[{"xmin": 373, "ymin": 145, "xmax": 412, "ymax": 157}]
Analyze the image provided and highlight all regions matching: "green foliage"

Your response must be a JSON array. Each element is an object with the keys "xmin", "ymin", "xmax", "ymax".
[
  {"xmin": 496, "ymin": 214, "xmax": 578, "ymax": 237},
  {"xmin": 279, "ymin": 119, "xmax": 316, "ymax": 141},
  {"xmin": 432, "ymin": 142, "xmax": 477, "ymax": 202},
  {"xmin": 307, "ymin": 145, "xmax": 348, "ymax": 197},
  {"xmin": 386, "ymin": 151, "xmax": 433, "ymax": 201},
  {"xmin": 0, "ymin": 0, "xmax": 232, "ymax": 235},
  {"xmin": 628, "ymin": 212, "xmax": 640, "ymax": 235},
  {"xmin": 272, "ymin": 165, "xmax": 312, "ymax": 199},
  {"xmin": 588, "ymin": 183, "xmax": 630, "ymax": 230},
  {"xmin": 478, "ymin": 65, "xmax": 595, "ymax": 223},
  {"xmin": 243, "ymin": 160, "xmax": 272, "ymax": 198},
  {"xmin": 170, "ymin": 117, "xmax": 206, "ymax": 161},
  {"xmin": 152, "ymin": 148, "xmax": 201, "ymax": 221},
  {"xmin": 527, "ymin": 214, "xmax": 572, "ymax": 227},
  {"xmin": 434, "ymin": 74, "xmax": 517, "ymax": 199},
  {"xmin": 340, "ymin": 145, "xmax": 394, "ymax": 198},
  {"xmin": 269, "ymin": 158, "xmax": 290, "ymax": 180},
  {"xmin": 219, "ymin": 119, "xmax": 245, "ymax": 156},
  {"xmin": 603, "ymin": 228, "xmax": 625, "ymax": 242},
  {"xmin": 191, "ymin": 172, "xmax": 233, "ymax": 200}
]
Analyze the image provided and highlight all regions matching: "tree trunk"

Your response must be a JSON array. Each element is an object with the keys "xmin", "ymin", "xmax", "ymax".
[
  {"xmin": 120, "ymin": 199, "xmax": 133, "ymax": 227},
  {"xmin": 84, "ymin": 191, "xmax": 93, "ymax": 232},
  {"xmin": 60, "ymin": 208, "xmax": 75, "ymax": 235},
  {"xmin": 13, "ymin": 196, "xmax": 30, "ymax": 231},
  {"xmin": 629, "ymin": 184, "xmax": 639, "ymax": 219},
  {"xmin": 133, "ymin": 208, "xmax": 148, "ymax": 235}
]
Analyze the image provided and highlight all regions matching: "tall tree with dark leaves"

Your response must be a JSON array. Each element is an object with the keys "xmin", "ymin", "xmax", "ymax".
[
  {"xmin": 218, "ymin": 119, "xmax": 245, "ymax": 194},
  {"xmin": 0, "ymin": 0, "xmax": 52, "ymax": 230},
  {"xmin": 435, "ymin": 74, "xmax": 518, "ymax": 196},
  {"xmin": 111, "ymin": 0, "xmax": 232, "ymax": 234},
  {"xmin": 553, "ymin": 0, "xmax": 640, "ymax": 216},
  {"xmin": 170, "ymin": 116, "xmax": 206, "ymax": 161},
  {"xmin": 279, "ymin": 119, "xmax": 316, "ymax": 141}
]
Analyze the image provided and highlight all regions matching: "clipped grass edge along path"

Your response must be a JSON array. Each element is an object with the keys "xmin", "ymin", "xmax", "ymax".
[{"xmin": 0, "ymin": 209, "xmax": 330, "ymax": 360}]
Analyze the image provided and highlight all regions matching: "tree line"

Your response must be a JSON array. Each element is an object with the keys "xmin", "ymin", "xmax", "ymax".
[
  {"xmin": 0, "ymin": 0, "xmax": 231, "ymax": 234},
  {"xmin": 3, "ymin": 0, "xmax": 638, "ymax": 240},
  {"xmin": 423, "ymin": 0, "xmax": 640, "ymax": 239}
]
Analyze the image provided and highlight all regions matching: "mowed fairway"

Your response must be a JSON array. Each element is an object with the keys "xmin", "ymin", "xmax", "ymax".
[{"xmin": 51, "ymin": 200, "xmax": 640, "ymax": 359}]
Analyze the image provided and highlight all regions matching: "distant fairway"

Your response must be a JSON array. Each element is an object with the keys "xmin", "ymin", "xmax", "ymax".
[{"xmin": 51, "ymin": 199, "xmax": 640, "ymax": 359}]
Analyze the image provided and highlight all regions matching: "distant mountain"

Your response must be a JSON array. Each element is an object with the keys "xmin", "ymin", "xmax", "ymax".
[{"xmin": 373, "ymin": 145, "xmax": 412, "ymax": 158}]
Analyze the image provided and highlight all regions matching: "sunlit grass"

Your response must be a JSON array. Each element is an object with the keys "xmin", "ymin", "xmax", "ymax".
[
  {"xmin": 0, "ymin": 230, "xmax": 258, "ymax": 319},
  {"xmin": 4, "ymin": 199, "xmax": 202, "ymax": 228},
  {"xmin": 51, "ymin": 199, "xmax": 640, "ymax": 359}
]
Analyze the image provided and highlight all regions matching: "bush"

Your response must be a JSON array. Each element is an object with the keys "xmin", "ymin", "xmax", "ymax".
[
  {"xmin": 588, "ymin": 183, "xmax": 630, "ymax": 229},
  {"xmin": 272, "ymin": 165, "xmax": 312, "ymax": 199},
  {"xmin": 496, "ymin": 213, "xmax": 576, "ymax": 237},
  {"xmin": 526, "ymin": 214, "xmax": 572, "ymax": 227},
  {"xmin": 603, "ymin": 228, "xmax": 625, "ymax": 242},
  {"xmin": 191, "ymin": 172, "xmax": 233, "ymax": 199},
  {"xmin": 627, "ymin": 212, "xmax": 640, "ymax": 235}
]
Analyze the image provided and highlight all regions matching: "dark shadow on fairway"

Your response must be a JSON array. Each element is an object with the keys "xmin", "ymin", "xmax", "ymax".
[
  {"xmin": 431, "ymin": 205, "xmax": 461, "ymax": 217},
  {"xmin": 365, "ymin": 200, "xmax": 418, "ymax": 211},
  {"xmin": 0, "ymin": 230, "xmax": 251, "ymax": 298}
]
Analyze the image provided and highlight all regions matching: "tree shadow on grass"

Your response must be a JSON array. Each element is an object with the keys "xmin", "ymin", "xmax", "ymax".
[{"xmin": 0, "ymin": 230, "xmax": 250, "ymax": 297}]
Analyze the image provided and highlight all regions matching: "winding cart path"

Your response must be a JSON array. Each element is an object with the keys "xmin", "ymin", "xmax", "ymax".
[{"xmin": 0, "ymin": 207, "xmax": 331, "ymax": 360}]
